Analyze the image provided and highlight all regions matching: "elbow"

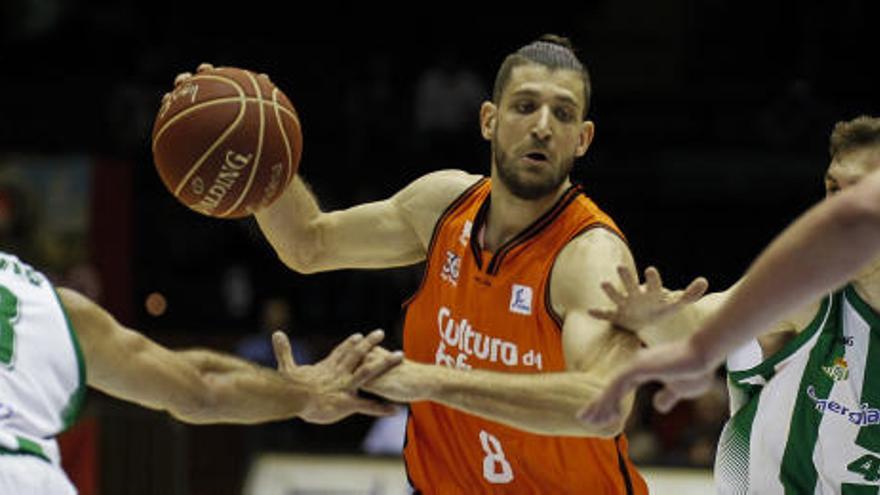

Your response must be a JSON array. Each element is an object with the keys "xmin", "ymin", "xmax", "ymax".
[
  {"xmin": 558, "ymin": 413, "xmax": 625, "ymax": 438},
  {"xmin": 276, "ymin": 248, "xmax": 322, "ymax": 274},
  {"xmin": 574, "ymin": 388, "xmax": 632, "ymax": 438},
  {"xmin": 273, "ymin": 231, "xmax": 326, "ymax": 274},
  {"xmin": 566, "ymin": 408, "xmax": 628, "ymax": 438},
  {"xmin": 272, "ymin": 221, "xmax": 328, "ymax": 274},
  {"xmin": 588, "ymin": 417, "xmax": 627, "ymax": 439}
]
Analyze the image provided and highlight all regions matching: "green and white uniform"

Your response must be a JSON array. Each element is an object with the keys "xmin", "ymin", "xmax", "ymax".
[
  {"xmin": 0, "ymin": 252, "xmax": 85, "ymax": 494},
  {"xmin": 717, "ymin": 286, "xmax": 880, "ymax": 494}
]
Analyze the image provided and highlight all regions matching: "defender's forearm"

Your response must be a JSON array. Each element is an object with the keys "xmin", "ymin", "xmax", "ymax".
[
  {"xmin": 693, "ymin": 177, "xmax": 880, "ymax": 363},
  {"xmin": 638, "ymin": 290, "xmax": 729, "ymax": 347},
  {"xmin": 171, "ymin": 349, "xmax": 312, "ymax": 424}
]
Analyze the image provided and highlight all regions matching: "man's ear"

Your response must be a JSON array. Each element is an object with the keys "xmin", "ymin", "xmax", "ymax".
[
  {"xmin": 576, "ymin": 121, "xmax": 595, "ymax": 157},
  {"xmin": 480, "ymin": 101, "xmax": 497, "ymax": 141}
]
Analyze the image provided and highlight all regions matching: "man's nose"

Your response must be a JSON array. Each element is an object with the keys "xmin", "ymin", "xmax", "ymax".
[{"xmin": 531, "ymin": 106, "xmax": 552, "ymax": 142}]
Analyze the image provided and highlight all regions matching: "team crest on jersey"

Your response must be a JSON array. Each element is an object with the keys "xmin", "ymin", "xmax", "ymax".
[
  {"xmin": 822, "ymin": 357, "xmax": 849, "ymax": 382},
  {"xmin": 509, "ymin": 284, "xmax": 533, "ymax": 315},
  {"xmin": 459, "ymin": 220, "xmax": 473, "ymax": 246},
  {"xmin": 441, "ymin": 250, "xmax": 461, "ymax": 286}
]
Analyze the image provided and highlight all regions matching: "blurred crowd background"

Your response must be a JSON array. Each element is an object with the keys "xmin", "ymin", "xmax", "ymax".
[{"xmin": 1, "ymin": 0, "xmax": 878, "ymax": 493}]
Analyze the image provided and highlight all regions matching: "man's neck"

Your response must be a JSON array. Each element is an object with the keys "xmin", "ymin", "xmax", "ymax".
[
  {"xmin": 483, "ymin": 179, "xmax": 571, "ymax": 252},
  {"xmin": 852, "ymin": 260, "xmax": 880, "ymax": 314}
]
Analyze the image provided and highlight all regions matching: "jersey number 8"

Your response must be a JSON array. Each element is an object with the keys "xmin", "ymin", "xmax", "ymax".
[{"xmin": 480, "ymin": 430, "xmax": 514, "ymax": 484}]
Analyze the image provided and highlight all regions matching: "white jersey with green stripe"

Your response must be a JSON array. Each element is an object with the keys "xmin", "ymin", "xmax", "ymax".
[
  {"xmin": 716, "ymin": 286, "xmax": 880, "ymax": 495},
  {"xmin": 0, "ymin": 252, "xmax": 85, "ymax": 466}
]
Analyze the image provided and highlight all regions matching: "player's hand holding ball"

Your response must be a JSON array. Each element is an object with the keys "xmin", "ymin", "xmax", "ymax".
[{"xmin": 152, "ymin": 63, "xmax": 302, "ymax": 218}]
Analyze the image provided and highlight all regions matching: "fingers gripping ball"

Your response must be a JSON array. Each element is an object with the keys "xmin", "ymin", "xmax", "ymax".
[{"xmin": 152, "ymin": 67, "xmax": 302, "ymax": 218}]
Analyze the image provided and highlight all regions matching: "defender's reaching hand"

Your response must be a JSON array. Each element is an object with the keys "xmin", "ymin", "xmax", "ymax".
[
  {"xmin": 589, "ymin": 266, "xmax": 708, "ymax": 333},
  {"xmin": 273, "ymin": 329, "xmax": 403, "ymax": 424}
]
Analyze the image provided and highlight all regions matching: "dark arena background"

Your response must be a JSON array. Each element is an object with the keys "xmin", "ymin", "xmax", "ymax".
[{"xmin": 1, "ymin": 1, "xmax": 878, "ymax": 493}]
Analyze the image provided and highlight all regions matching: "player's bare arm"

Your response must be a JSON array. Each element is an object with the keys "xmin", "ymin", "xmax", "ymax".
[
  {"xmin": 362, "ymin": 228, "xmax": 643, "ymax": 437},
  {"xmin": 255, "ymin": 170, "xmax": 481, "ymax": 272},
  {"xmin": 575, "ymin": 174, "xmax": 880, "ymax": 425},
  {"xmin": 58, "ymin": 287, "xmax": 401, "ymax": 425},
  {"xmin": 684, "ymin": 168, "xmax": 880, "ymax": 366},
  {"xmin": 589, "ymin": 266, "xmax": 822, "ymax": 351},
  {"xmin": 166, "ymin": 64, "xmax": 479, "ymax": 273}
]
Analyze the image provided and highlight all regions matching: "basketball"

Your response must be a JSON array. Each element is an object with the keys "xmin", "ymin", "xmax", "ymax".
[{"xmin": 151, "ymin": 66, "xmax": 302, "ymax": 218}]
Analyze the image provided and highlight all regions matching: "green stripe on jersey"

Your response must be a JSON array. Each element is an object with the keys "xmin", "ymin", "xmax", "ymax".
[
  {"xmin": 52, "ymin": 287, "xmax": 87, "ymax": 431},
  {"xmin": 720, "ymin": 386, "xmax": 762, "ymax": 488},
  {"xmin": 848, "ymin": 287, "xmax": 880, "ymax": 454},
  {"xmin": 729, "ymin": 296, "xmax": 831, "ymax": 385},
  {"xmin": 780, "ymin": 293, "xmax": 847, "ymax": 494},
  {"xmin": 842, "ymin": 483, "xmax": 879, "ymax": 495},
  {"xmin": 0, "ymin": 436, "xmax": 50, "ymax": 463},
  {"xmin": 0, "ymin": 285, "xmax": 18, "ymax": 366}
]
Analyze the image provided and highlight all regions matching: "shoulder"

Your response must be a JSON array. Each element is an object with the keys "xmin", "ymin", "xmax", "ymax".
[
  {"xmin": 555, "ymin": 227, "xmax": 630, "ymax": 272},
  {"xmin": 392, "ymin": 169, "xmax": 483, "ymax": 212},
  {"xmin": 56, "ymin": 287, "xmax": 92, "ymax": 316},
  {"xmin": 550, "ymin": 227, "xmax": 634, "ymax": 316},
  {"xmin": 392, "ymin": 170, "xmax": 483, "ymax": 240}
]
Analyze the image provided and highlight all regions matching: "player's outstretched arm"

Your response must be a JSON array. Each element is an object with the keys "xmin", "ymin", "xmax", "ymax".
[
  {"xmin": 59, "ymin": 287, "xmax": 401, "ymax": 425},
  {"xmin": 362, "ymin": 229, "xmax": 646, "ymax": 438},
  {"xmin": 579, "ymin": 167, "xmax": 880, "ymax": 426},
  {"xmin": 685, "ymin": 167, "xmax": 880, "ymax": 363}
]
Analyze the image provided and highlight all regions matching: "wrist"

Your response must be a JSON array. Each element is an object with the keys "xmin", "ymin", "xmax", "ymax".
[{"xmin": 286, "ymin": 367, "xmax": 321, "ymax": 416}]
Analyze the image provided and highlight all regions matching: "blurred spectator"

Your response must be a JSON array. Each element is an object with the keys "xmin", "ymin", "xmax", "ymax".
[
  {"xmin": 236, "ymin": 297, "xmax": 314, "ymax": 368},
  {"xmin": 414, "ymin": 52, "xmax": 484, "ymax": 135},
  {"xmin": 622, "ymin": 388, "xmax": 662, "ymax": 464},
  {"xmin": 237, "ymin": 297, "xmax": 316, "ymax": 459},
  {"xmin": 412, "ymin": 51, "xmax": 485, "ymax": 172},
  {"xmin": 683, "ymin": 376, "xmax": 728, "ymax": 467},
  {"xmin": 342, "ymin": 54, "xmax": 409, "ymax": 196},
  {"xmin": 361, "ymin": 406, "xmax": 407, "ymax": 456},
  {"xmin": 624, "ymin": 373, "xmax": 729, "ymax": 466},
  {"xmin": 222, "ymin": 264, "xmax": 255, "ymax": 320},
  {"xmin": 0, "ymin": 184, "xmax": 30, "ymax": 255}
]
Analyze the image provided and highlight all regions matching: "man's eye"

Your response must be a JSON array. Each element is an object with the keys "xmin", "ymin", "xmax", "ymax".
[
  {"xmin": 516, "ymin": 102, "xmax": 535, "ymax": 113},
  {"xmin": 555, "ymin": 108, "xmax": 574, "ymax": 122}
]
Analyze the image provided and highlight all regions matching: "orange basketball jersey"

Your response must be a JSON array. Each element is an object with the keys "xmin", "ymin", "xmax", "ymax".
[{"xmin": 402, "ymin": 178, "xmax": 648, "ymax": 494}]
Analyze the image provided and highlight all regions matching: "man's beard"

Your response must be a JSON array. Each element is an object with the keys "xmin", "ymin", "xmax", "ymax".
[{"xmin": 493, "ymin": 140, "xmax": 574, "ymax": 200}]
